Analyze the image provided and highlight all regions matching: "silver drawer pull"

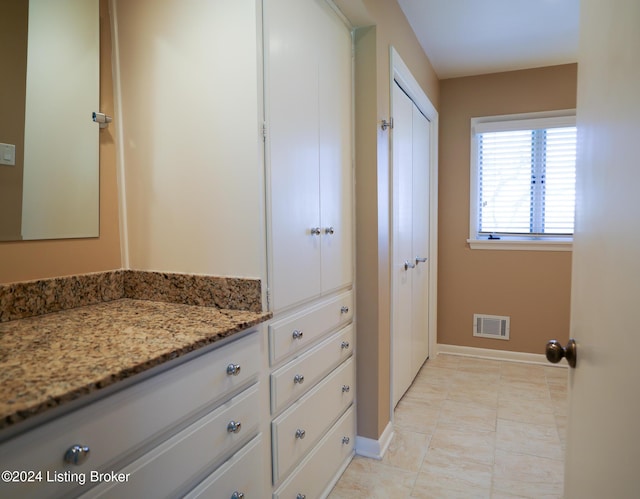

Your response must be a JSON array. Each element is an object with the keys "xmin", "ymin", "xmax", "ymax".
[
  {"xmin": 294, "ymin": 374, "xmax": 305, "ymax": 384},
  {"xmin": 297, "ymin": 495, "xmax": 306, "ymax": 499},
  {"xmin": 340, "ymin": 306, "xmax": 349, "ymax": 314},
  {"xmin": 295, "ymin": 429, "xmax": 306, "ymax": 439},
  {"xmin": 342, "ymin": 436, "xmax": 350, "ymax": 445},
  {"xmin": 227, "ymin": 420, "xmax": 242, "ymax": 434},
  {"xmin": 342, "ymin": 384, "xmax": 350, "ymax": 393},
  {"xmin": 341, "ymin": 341, "xmax": 350, "ymax": 350},
  {"xmin": 325, "ymin": 226, "xmax": 335, "ymax": 235},
  {"xmin": 231, "ymin": 493, "xmax": 245, "ymax": 499},
  {"xmin": 226, "ymin": 363, "xmax": 241, "ymax": 376},
  {"xmin": 292, "ymin": 329, "xmax": 304, "ymax": 340},
  {"xmin": 310, "ymin": 227, "xmax": 321, "ymax": 235},
  {"xmin": 64, "ymin": 444, "xmax": 90, "ymax": 465}
]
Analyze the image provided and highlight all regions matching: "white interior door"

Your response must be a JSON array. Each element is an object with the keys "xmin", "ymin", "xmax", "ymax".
[
  {"xmin": 411, "ymin": 105, "xmax": 430, "ymax": 379},
  {"xmin": 392, "ymin": 81, "xmax": 414, "ymax": 407},
  {"xmin": 563, "ymin": 0, "xmax": 640, "ymax": 496}
]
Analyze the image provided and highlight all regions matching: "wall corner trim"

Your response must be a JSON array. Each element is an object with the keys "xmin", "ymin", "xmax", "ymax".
[{"xmin": 355, "ymin": 421, "xmax": 394, "ymax": 460}]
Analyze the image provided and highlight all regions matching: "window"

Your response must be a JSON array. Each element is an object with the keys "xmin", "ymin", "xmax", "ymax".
[{"xmin": 469, "ymin": 111, "xmax": 577, "ymax": 251}]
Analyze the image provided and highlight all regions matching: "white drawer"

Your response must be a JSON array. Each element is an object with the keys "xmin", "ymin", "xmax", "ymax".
[
  {"xmin": 0, "ymin": 331, "xmax": 260, "ymax": 499},
  {"xmin": 272, "ymin": 357, "xmax": 354, "ymax": 483},
  {"xmin": 184, "ymin": 435, "xmax": 264, "ymax": 499},
  {"xmin": 269, "ymin": 291, "xmax": 353, "ymax": 365},
  {"xmin": 271, "ymin": 325, "xmax": 353, "ymax": 414},
  {"xmin": 273, "ymin": 406, "xmax": 355, "ymax": 499},
  {"xmin": 84, "ymin": 385, "xmax": 261, "ymax": 498}
]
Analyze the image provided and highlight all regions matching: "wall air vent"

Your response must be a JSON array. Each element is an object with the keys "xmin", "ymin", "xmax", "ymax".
[{"xmin": 473, "ymin": 314, "xmax": 510, "ymax": 340}]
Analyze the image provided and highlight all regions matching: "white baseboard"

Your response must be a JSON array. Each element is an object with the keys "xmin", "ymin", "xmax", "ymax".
[
  {"xmin": 354, "ymin": 421, "xmax": 394, "ymax": 460},
  {"xmin": 436, "ymin": 343, "xmax": 567, "ymax": 368}
]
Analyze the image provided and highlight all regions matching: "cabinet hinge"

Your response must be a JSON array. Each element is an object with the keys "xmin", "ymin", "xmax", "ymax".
[{"xmin": 262, "ymin": 122, "xmax": 267, "ymax": 141}]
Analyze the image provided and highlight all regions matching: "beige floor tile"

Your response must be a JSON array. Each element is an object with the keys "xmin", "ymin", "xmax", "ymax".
[
  {"xmin": 493, "ymin": 448, "xmax": 564, "ymax": 485},
  {"xmin": 327, "ymin": 456, "xmax": 416, "ymax": 499},
  {"xmin": 497, "ymin": 396, "xmax": 557, "ymax": 426},
  {"xmin": 437, "ymin": 399, "xmax": 497, "ymax": 432},
  {"xmin": 426, "ymin": 426, "xmax": 496, "ymax": 466},
  {"xmin": 492, "ymin": 478, "xmax": 564, "ymax": 499},
  {"xmin": 496, "ymin": 419, "xmax": 563, "ymax": 460},
  {"xmin": 330, "ymin": 356, "xmax": 568, "ymax": 498},
  {"xmin": 447, "ymin": 382, "xmax": 500, "ymax": 409},
  {"xmin": 403, "ymin": 379, "xmax": 449, "ymax": 406},
  {"xmin": 423, "ymin": 353, "xmax": 460, "ymax": 370},
  {"xmin": 411, "ymin": 470, "xmax": 491, "ymax": 498},
  {"xmin": 500, "ymin": 362, "xmax": 547, "ymax": 382},
  {"xmin": 499, "ymin": 378, "xmax": 551, "ymax": 400},
  {"xmin": 394, "ymin": 397, "xmax": 441, "ymax": 435},
  {"xmin": 383, "ymin": 428, "xmax": 431, "ymax": 472}
]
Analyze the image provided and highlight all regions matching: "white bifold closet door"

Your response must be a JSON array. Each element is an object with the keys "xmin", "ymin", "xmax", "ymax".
[{"xmin": 392, "ymin": 81, "xmax": 431, "ymax": 408}]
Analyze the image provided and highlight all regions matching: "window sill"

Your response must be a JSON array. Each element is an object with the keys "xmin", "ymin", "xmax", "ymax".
[{"xmin": 467, "ymin": 238, "xmax": 573, "ymax": 252}]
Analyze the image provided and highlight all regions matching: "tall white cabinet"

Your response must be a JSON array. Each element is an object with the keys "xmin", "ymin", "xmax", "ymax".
[
  {"xmin": 265, "ymin": 0, "xmax": 356, "ymax": 496},
  {"xmin": 266, "ymin": 0, "xmax": 353, "ymax": 313}
]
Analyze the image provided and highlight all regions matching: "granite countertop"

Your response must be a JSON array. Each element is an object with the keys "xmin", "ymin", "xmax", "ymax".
[{"xmin": 0, "ymin": 299, "xmax": 271, "ymax": 431}]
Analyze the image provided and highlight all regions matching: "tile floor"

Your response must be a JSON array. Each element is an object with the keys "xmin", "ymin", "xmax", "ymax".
[{"xmin": 328, "ymin": 354, "xmax": 568, "ymax": 498}]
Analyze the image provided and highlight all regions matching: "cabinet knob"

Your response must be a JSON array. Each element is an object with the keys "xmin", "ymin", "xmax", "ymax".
[
  {"xmin": 226, "ymin": 363, "xmax": 241, "ymax": 376},
  {"xmin": 64, "ymin": 444, "xmax": 90, "ymax": 465},
  {"xmin": 342, "ymin": 436, "xmax": 350, "ymax": 445},
  {"xmin": 342, "ymin": 384, "xmax": 350, "ymax": 393},
  {"xmin": 297, "ymin": 495, "xmax": 307, "ymax": 499},
  {"xmin": 292, "ymin": 329, "xmax": 304, "ymax": 340},
  {"xmin": 341, "ymin": 341, "xmax": 350, "ymax": 350},
  {"xmin": 340, "ymin": 306, "xmax": 349, "ymax": 314},
  {"xmin": 294, "ymin": 374, "xmax": 305, "ymax": 384},
  {"xmin": 295, "ymin": 429, "xmax": 306, "ymax": 439},
  {"xmin": 227, "ymin": 420, "xmax": 242, "ymax": 434},
  {"xmin": 231, "ymin": 493, "xmax": 245, "ymax": 499},
  {"xmin": 325, "ymin": 226, "xmax": 335, "ymax": 235},
  {"xmin": 310, "ymin": 227, "xmax": 321, "ymax": 235}
]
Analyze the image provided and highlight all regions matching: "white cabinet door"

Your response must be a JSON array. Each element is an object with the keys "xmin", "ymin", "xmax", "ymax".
[
  {"xmin": 266, "ymin": 0, "xmax": 322, "ymax": 311},
  {"xmin": 319, "ymin": 6, "xmax": 353, "ymax": 295},
  {"xmin": 266, "ymin": 0, "xmax": 353, "ymax": 312}
]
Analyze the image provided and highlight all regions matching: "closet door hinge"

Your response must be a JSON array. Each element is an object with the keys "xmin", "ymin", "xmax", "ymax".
[
  {"xmin": 381, "ymin": 117, "xmax": 393, "ymax": 131},
  {"xmin": 262, "ymin": 122, "xmax": 267, "ymax": 141}
]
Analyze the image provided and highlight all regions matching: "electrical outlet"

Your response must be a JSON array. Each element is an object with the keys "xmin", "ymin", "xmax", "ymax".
[{"xmin": 0, "ymin": 143, "xmax": 16, "ymax": 166}]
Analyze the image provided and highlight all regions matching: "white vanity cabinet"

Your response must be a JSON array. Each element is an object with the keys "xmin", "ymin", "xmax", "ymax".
[
  {"xmin": 0, "ymin": 331, "xmax": 266, "ymax": 499},
  {"xmin": 267, "ymin": 293, "xmax": 355, "ymax": 498}
]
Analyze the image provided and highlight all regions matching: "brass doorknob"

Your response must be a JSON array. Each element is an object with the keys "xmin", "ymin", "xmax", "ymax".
[{"xmin": 545, "ymin": 339, "xmax": 577, "ymax": 368}]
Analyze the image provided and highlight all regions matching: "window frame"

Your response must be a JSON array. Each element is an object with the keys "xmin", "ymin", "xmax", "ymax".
[{"xmin": 468, "ymin": 110, "xmax": 576, "ymax": 252}]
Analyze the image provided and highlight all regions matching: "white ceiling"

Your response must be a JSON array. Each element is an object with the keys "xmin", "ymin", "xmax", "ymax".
[{"xmin": 397, "ymin": 0, "xmax": 580, "ymax": 79}]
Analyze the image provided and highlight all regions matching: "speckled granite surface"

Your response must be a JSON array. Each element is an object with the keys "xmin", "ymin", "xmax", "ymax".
[
  {"xmin": 0, "ymin": 299, "xmax": 271, "ymax": 430},
  {"xmin": 0, "ymin": 270, "xmax": 263, "ymax": 322}
]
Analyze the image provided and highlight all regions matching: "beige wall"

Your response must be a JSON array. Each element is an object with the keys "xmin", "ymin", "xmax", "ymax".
[
  {"xmin": 438, "ymin": 64, "xmax": 577, "ymax": 354},
  {"xmin": 0, "ymin": 0, "xmax": 28, "ymax": 241},
  {"xmin": 0, "ymin": 0, "xmax": 121, "ymax": 283},
  {"xmin": 351, "ymin": 0, "xmax": 439, "ymax": 440}
]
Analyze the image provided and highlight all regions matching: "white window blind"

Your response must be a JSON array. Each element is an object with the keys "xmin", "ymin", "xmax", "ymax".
[{"xmin": 471, "ymin": 113, "xmax": 577, "ymax": 242}]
